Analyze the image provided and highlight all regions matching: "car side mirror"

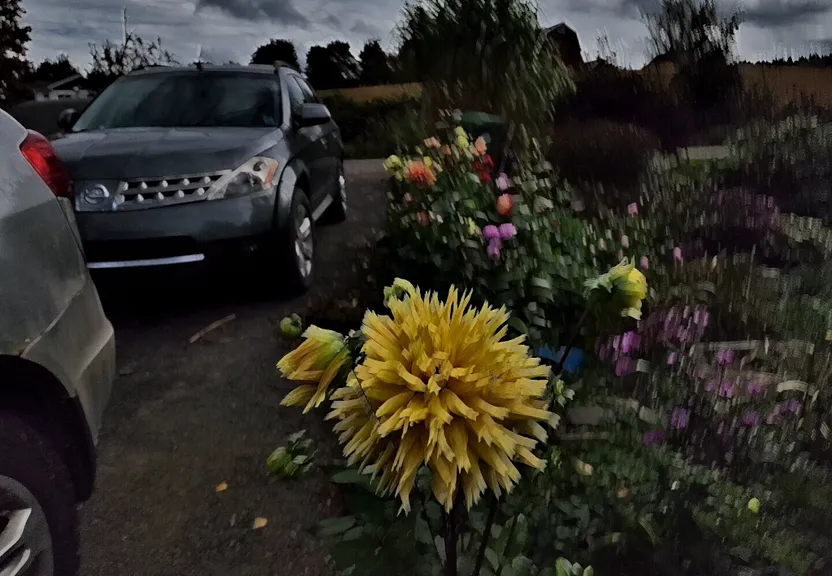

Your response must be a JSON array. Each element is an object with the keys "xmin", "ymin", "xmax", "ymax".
[
  {"xmin": 297, "ymin": 103, "xmax": 331, "ymax": 128},
  {"xmin": 57, "ymin": 108, "xmax": 79, "ymax": 132}
]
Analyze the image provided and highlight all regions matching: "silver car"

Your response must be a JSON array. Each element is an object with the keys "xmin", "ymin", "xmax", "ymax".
[
  {"xmin": 52, "ymin": 63, "xmax": 346, "ymax": 293},
  {"xmin": 0, "ymin": 110, "xmax": 116, "ymax": 575}
]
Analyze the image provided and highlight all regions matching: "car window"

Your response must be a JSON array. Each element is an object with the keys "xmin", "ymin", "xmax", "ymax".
[
  {"xmin": 285, "ymin": 76, "xmax": 306, "ymax": 118},
  {"xmin": 72, "ymin": 73, "xmax": 282, "ymax": 130},
  {"xmin": 295, "ymin": 78, "xmax": 318, "ymax": 103}
]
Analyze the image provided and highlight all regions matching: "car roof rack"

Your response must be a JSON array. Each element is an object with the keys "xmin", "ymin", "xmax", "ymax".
[{"xmin": 273, "ymin": 60, "xmax": 295, "ymax": 73}]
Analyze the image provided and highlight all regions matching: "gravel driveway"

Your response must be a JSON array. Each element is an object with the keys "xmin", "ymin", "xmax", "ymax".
[{"xmin": 80, "ymin": 160, "xmax": 386, "ymax": 576}]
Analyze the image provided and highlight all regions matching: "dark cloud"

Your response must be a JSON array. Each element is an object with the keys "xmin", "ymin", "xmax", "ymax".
[
  {"xmin": 740, "ymin": 0, "xmax": 832, "ymax": 27},
  {"xmin": 351, "ymin": 19, "xmax": 385, "ymax": 38},
  {"xmin": 561, "ymin": 0, "xmax": 657, "ymax": 18},
  {"xmin": 194, "ymin": 0, "xmax": 310, "ymax": 27}
]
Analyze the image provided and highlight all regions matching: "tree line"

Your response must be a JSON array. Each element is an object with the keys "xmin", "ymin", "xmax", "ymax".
[{"xmin": 0, "ymin": 0, "xmax": 407, "ymax": 107}]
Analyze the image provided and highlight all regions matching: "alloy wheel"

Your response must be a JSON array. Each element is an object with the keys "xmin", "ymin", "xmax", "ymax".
[
  {"xmin": 0, "ymin": 475, "xmax": 53, "ymax": 575},
  {"xmin": 293, "ymin": 203, "xmax": 313, "ymax": 279}
]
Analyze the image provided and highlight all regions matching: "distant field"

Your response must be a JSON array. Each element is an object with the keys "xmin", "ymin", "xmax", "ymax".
[{"xmin": 319, "ymin": 82, "xmax": 422, "ymax": 103}]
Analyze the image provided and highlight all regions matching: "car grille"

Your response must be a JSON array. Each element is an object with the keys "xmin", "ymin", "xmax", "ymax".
[
  {"xmin": 75, "ymin": 171, "xmax": 231, "ymax": 212},
  {"xmin": 114, "ymin": 172, "xmax": 229, "ymax": 210}
]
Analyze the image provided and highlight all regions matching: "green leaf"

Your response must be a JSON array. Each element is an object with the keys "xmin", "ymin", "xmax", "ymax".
[
  {"xmin": 316, "ymin": 516, "xmax": 357, "ymax": 538},
  {"xmin": 331, "ymin": 469, "xmax": 366, "ymax": 485},
  {"xmin": 508, "ymin": 316, "xmax": 528, "ymax": 335}
]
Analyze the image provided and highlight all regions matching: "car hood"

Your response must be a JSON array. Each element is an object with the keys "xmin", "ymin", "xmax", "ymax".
[{"xmin": 52, "ymin": 127, "xmax": 284, "ymax": 180}]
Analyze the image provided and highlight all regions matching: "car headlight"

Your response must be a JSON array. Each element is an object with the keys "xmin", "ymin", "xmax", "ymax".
[{"xmin": 206, "ymin": 157, "xmax": 279, "ymax": 200}]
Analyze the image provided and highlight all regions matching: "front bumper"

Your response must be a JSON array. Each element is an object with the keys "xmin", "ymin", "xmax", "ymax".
[{"xmin": 77, "ymin": 189, "xmax": 277, "ymax": 268}]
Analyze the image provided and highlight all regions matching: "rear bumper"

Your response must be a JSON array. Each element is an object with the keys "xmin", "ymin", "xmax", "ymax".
[{"xmin": 77, "ymin": 189, "xmax": 277, "ymax": 267}]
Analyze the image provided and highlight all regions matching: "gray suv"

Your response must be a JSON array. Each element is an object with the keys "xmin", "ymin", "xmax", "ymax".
[{"xmin": 52, "ymin": 63, "xmax": 346, "ymax": 292}]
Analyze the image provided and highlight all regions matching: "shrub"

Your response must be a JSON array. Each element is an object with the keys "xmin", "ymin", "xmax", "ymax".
[{"xmin": 548, "ymin": 120, "xmax": 661, "ymax": 192}]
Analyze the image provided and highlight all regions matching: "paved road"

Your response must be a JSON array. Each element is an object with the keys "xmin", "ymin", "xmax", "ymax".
[{"xmin": 80, "ymin": 161, "xmax": 386, "ymax": 576}]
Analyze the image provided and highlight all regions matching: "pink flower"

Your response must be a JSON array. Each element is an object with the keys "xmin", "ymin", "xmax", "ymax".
[
  {"xmin": 716, "ymin": 349, "xmax": 734, "ymax": 366},
  {"xmin": 621, "ymin": 235, "xmax": 630, "ymax": 248},
  {"xmin": 498, "ymin": 223, "xmax": 517, "ymax": 240},
  {"xmin": 487, "ymin": 238, "xmax": 502, "ymax": 259},
  {"xmin": 403, "ymin": 193, "xmax": 414, "ymax": 207},
  {"xmin": 496, "ymin": 173, "xmax": 509, "ymax": 191},
  {"xmin": 598, "ymin": 239, "xmax": 607, "ymax": 251},
  {"xmin": 719, "ymin": 381, "xmax": 736, "ymax": 398},
  {"xmin": 670, "ymin": 408, "xmax": 689, "ymax": 430},
  {"xmin": 742, "ymin": 410, "xmax": 760, "ymax": 427},
  {"xmin": 627, "ymin": 202, "xmax": 638, "ymax": 216},
  {"xmin": 667, "ymin": 351, "xmax": 678, "ymax": 365},
  {"xmin": 639, "ymin": 256, "xmax": 649, "ymax": 270},
  {"xmin": 483, "ymin": 225, "xmax": 500, "ymax": 241},
  {"xmin": 673, "ymin": 247, "xmax": 683, "ymax": 262}
]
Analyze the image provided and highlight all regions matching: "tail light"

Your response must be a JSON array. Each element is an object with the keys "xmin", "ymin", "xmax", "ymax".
[{"xmin": 19, "ymin": 131, "xmax": 71, "ymax": 198}]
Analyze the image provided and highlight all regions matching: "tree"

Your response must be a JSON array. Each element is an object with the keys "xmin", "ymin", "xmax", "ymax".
[
  {"xmin": 0, "ymin": 0, "xmax": 33, "ymax": 106},
  {"xmin": 33, "ymin": 55, "xmax": 79, "ymax": 83},
  {"xmin": 358, "ymin": 40, "xmax": 392, "ymax": 86},
  {"xmin": 87, "ymin": 31, "xmax": 178, "ymax": 92},
  {"xmin": 397, "ymin": 0, "xmax": 572, "ymax": 131},
  {"xmin": 250, "ymin": 38, "xmax": 300, "ymax": 69},
  {"xmin": 305, "ymin": 41, "xmax": 359, "ymax": 90},
  {"xmin": 644, "ymin": 0, "xmax": 741, "ymax": 111}
]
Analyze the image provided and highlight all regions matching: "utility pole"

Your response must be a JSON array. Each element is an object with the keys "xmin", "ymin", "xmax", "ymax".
[{"xmin": 122, "ymin": 7, "xmax": 128, "ymax": 44}]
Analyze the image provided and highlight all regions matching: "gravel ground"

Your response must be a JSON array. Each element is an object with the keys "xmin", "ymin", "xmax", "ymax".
[{"xmin": 80, "ymin": 161, "xmax": 387, "ymax": 576}]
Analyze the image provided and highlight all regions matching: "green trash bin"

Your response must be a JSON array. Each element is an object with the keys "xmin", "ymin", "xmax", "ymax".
[{"xmin": 460, "ymin": 110, "xmax": 510, "ymax": 173}]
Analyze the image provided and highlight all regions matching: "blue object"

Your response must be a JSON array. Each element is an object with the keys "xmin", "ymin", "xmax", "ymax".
[{"xmin": 536, "ymin": 346, "xmax": 585, "ymax": 374}]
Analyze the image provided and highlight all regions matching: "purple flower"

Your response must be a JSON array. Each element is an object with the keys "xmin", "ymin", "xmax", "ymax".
[
  {"xmin": 716, "ymin": 349, "xmax": 735, "ymax": 366},
  {"xmin": 706, "ymin": 380, "xmax": 719, "ymax": 393},
  {"xmin": 787, "ymin": 398, "xmax": 802, "ymax": 414},
  {"xmin": 746, "ymin": 381, "xmax": 764, "ymax": 395},
  {"xmin": 620, "ymin": 331, "xmax": 639, "ymax": 354},
  {"xmin": 643, "ymin": 430, "xmax": 665, "ymax": 446},
  {"xmin": 614, "ymin": 356, "xmax": 634, "ymax": 377},
  {"xmin": 627, "ymin": 202, "xmax": 638, "ymax": 216},
  {"xmin": 670, "ymin": 408, "xmax": 689, "ymax": 430},
  {"xmin": 742, "ymin": 410, "xmax": 760, "ymax": 427},
  {"xmin": 486, "ymin": 238, "xmax": 502, "ymax": 259},
  {"xmin": 483, "ymin": 225, "xmax": 500, "ymax": 241},
  {"xmin": 667, "ymin": 351, "xmax": 678, "ymax": 365},
  {"xmin": 719, "ymin": 381, "xmax": 736, "ymax": 398},
  {"xmin": 496, "ymin": 173, "xmax": 509, "ymax": 191},
  {"xmin": 498, "ymin": 223, "xmax": 517, "ymax": 240}
]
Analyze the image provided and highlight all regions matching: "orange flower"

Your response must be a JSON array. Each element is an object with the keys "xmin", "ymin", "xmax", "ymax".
[
  {"xmin": 404, "ymin": 160, "xmax": 437, "ymax": 188},
  {"xmin": 416, "ymin": 211, "xmax": 430, "ymax": 226},
  {"xmin": 473, "ymin": 136, "xmax": 487, "ymax": 156},
  {"xmin": 441, "ymin": 145, "xmax": 452, "ymax": 156}
]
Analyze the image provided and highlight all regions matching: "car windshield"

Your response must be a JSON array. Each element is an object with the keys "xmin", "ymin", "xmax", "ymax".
[{"xmin": 72, "ymin": 72, "xmax": 282, "ymax": 131}]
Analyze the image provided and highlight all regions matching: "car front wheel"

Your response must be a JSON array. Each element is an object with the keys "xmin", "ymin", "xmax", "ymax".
[
  {"xmin": 279, "ymin": 189, "xmax": 314, "ymax": 294},
  {"xmin": 0, "ymin": 411, "xmax": 79, "ymax": 576}
]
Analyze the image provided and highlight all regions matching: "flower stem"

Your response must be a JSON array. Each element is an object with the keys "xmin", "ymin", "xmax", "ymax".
[
  {"xmin": 471, "ymin": 495, "xmax": 499, "ymax": 576},
  {"xmin": 445, "ymin": 506, "xmax": 458, "ymax": 576}
]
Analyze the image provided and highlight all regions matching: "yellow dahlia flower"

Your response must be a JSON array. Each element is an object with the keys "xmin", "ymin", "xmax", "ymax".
[
  {"xmin": 326, "ymin": 285, "xmax": 555, "ymax": 514},
  {"xmin": 278, "ymin": 326, "xmax": 350, "ymax": 413},
  {"xmin": 585, "ymin": 259, "xmax": 648, "ymax": 319}
]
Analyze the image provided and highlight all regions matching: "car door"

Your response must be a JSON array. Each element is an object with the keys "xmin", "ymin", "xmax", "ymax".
[
  {"xmin": 294, "ymin": 77, "xmax": 340, "ymax": 190},
  {"xmin": 285, "ymin": 74, "xmax": 328, "ymax": 208}
]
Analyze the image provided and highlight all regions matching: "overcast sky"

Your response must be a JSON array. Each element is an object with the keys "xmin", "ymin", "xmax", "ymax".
[{"xmin": 21, "ymin": 0, "xmax": 832, "ymax": 71}]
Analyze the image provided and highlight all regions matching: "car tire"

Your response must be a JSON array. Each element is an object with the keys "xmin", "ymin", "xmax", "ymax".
[
  {"xmin": 277, "ymin": 189, "xmax": 315, "ymax": 295},
  {"xmin": 0, "ymin": 411, "xmax": 79, "ymax": 576},
  {"xmin": 320, "ymin": 162, "xmax": 347, "ymax": 224}
]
